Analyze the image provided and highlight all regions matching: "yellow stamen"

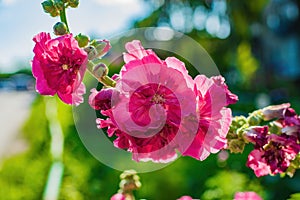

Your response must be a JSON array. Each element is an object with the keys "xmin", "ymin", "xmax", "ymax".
[
  {"xmin": 152, "ymin": 94, "xmax": 165, "ymax": 104},
  {"xmin": 62, "ymin": 64, "xmax": 68, "ymax": 70}
]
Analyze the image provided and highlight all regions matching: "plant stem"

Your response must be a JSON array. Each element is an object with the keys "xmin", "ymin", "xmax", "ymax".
[
  {"xmin": 99, "ymin": 76, "xmax": 116, "ymax": 87},
  {"xmin": 59, "ymin": 4, "xmax": 70, "ymax": 33}
]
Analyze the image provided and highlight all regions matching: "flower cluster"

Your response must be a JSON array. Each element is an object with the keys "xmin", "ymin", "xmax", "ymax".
[
  {"xmin": 227, "ymin": 103, "xmax": 300, "ymax": 177},
  {"xmin": 89, "ymin": 40, "xmax": 238, "ymax": 163}
]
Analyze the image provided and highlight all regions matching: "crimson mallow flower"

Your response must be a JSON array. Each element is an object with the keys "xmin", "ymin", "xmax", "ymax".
[
  {"xmin": 93, "ymin": 40, "xmax": 237, "ymax": 162},
  {"xmin": 234, "ymin": 191, "xmax": 262, "ymax": 200},
  {"xmin": 32, "ymin": 32, "xmax": 88, "ymax": 105}
]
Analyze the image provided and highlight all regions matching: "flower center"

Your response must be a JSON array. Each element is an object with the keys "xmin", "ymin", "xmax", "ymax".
[
  {"xmin": 62, "ymin": 64, "xmax": 69, "ymax": 70},
  {"xmin": 152, "ymin": 94, "xmax": 165, "ymax": 104}
]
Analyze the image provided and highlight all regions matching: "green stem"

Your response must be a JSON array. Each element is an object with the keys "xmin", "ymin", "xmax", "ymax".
[
  {"xmin": 100, "ymin": 76, "xmax": 116, "ymax": 87},
  {"xmin": 59, "ymin": 4, "xmax": 70, "ymax": 33}
]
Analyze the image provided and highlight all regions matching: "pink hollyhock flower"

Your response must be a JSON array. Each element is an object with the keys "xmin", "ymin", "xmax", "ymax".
[
  {"xmin": 234, "ymin": 191, "xmax": 262, "ymax": 200},
  {"xmin": 98, "ymin": 40, "xmax": 198, "ymax": 162},
  {"xmin": 32, "ymin": 32, "xmax": 88, "ymax": 105},
  {"xmin": 247, "ymin": 134, "xmax": 299, "ymax": 177},
  {"xmin": 182, "ymin": 74, "xmax": 238, "ymax": 160},
  {"xmin": 110, "ymin": 193, "xmax": 126, "ymax": 200},
  {"xmin": 96, "ymin": 40, "xmax": 237, "ymax": 162},
  {"xmin": 178, "ymin": 195, "xmax": 194, "ymax": 200},
  {"xmin": 245, "ymin": 104, "xmax": 300, "ymax": 177}
]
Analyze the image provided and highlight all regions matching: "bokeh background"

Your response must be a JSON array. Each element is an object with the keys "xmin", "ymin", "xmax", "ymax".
[{"xmin": 0, "ymin": 0, "xmax": 300, "ymax": 199}]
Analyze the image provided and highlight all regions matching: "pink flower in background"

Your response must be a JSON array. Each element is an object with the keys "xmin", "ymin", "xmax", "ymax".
[
  {"xmin": 245, "ymin": 106, "xmax": 300, "ymax": 177},
  {"xmin": 182, "ymin": 75, "xmax": 237, "ymax": 160},
  {"xmin": 247, "ymin": 149, "xmax": 271, "ymax": 177},
  {"xmin": 32, "ymin": 32, "xmax": 88, "ymax": 105},
  {"xmin": 178, "ymin": 195, "xmax": 194, "ymax": 200},
  {"xmin": 247, "ymin": 134, "xmax": 299, "ymax": 177},
  {"xmin": 97, "ymin": 40, "xmax": 198, "ymax": 162},
  {"xmin": 234, "ymin": 191, "xmax": 262, "ymax": 200},
  {"xmin": 110, "ymin": 193, "xmax": 126, "ymax": 200}
]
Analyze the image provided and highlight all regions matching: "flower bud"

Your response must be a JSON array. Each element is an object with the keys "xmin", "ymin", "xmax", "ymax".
[
  {"xmin": 84, "ymin": 46, "xmax": 97, "ymax": 60},
  {"xmin": 247, "ymin": 110, "xmax": 263, "ymax": 126},
  {"xmin": 90, "ymin": 39, "xmax": 111, "ymax": 58},
  {"xmin": 268, "ymin": 121, "xmax": 282, "ymax": 135},
  {"xmin": 53, "ymin": 22, "xmax": 68, "ymax": 35},
  {"xmin": 119, "ymin": 170, "xmax": 141, "ymax": 192},
  {"xmin": 75, "ymin": 34, "xmax": 89, "ymax": 47},
  {"xmin": 42, "ymin": 0, "xmax": 60, "ymax": 17},
  {"xmin": 54, "ymin": 0, "xmax": 64, "ymax": 11},
  {"xmin": 89, "ymin": 88, "xmax": 113, "ymax": 111},
  {"xmin": 67, "ymin": 0, "xmax": 79, "ymax": 8},
  {"xmin": 227, "ymin": 139, "xmax": 245, "ymax": 153},
  {"xmin": 282, "ymin": 125, "xmax": 300, "ymax": 136},
  {"xmin": 92, "ymin": 63, "xmax": 108, "ymax": 79},
  {"xmin": 262, "ymin": 103, "xmax": 291, "ymax": 121},
  {"xmin": 243, "ymin": 126, "xmax": 268, "ymax": 148}
]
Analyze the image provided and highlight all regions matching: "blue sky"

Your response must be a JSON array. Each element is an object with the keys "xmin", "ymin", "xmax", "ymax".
[{"xmin": 0, "ymin": 0, "xmax": 150, "ymax": 73}]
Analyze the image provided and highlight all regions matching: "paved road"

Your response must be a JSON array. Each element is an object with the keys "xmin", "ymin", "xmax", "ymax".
[{"xmin": 0, "ymin": 91, "xmax": 34, "ymax": 160}]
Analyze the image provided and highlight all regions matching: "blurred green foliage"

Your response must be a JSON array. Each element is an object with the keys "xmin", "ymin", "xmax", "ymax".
[{"xmin": 0, "ymin": 96, "xmax": 51, "ymax": 200}]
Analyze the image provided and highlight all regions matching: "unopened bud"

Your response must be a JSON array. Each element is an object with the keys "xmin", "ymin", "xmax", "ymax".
[
  {"xmin": 75, "ymin": 34, "xmax": 89, "ymax": 47},
  {"xmin": 84, "ymin": 46, "xmax": 97, "ymax": 60},
  {"xmin": 262, "ymin": 103, "xmax": 291, "ymax": 121},
  {"xmin": 269, "ymin": 121, "xmax": 282, "ymax": 135},
  {"xmin": 53, "ymin": 22, "xmax": 68, "ymax": 35},
  {"xmin": 42, "ymin": 0, "xmax": 60, "ymax": 17},
  {"xmin": 54, "ymin": 0, "xmax": 64, "ymax": 11},
  {"xmin": 247, "ymin": 110, "xmax": 263, "ymax": 126},
  {"xmin": 120, "ymin": 169, "xmax": 138, "ymax": 180},
  {"xmin": 242, "ymin": 126, "xmax": 268, "ymax": 148},
  {"xmin": 67, "ymin": 0, "xmax": 79, "ymax": 8},
  {"xmin": 119, "ymin": 169, "xmax": 141, "ymax": 192},
  {"xmin": 90, "ymin": 39, "xmax": 111, "ymax": 58},
  {"xmin": 227, "ymin": 139, "xmax": 245, "ymax": 153},
  {"xmin": 92, "ymin": 63, "xmax": 108, "ymax": 79}
]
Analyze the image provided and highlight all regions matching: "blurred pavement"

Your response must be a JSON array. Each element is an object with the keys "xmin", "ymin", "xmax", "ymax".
[{"xmin": 0, "ymin": 91, "xmax": 34, "ymax": 160}]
